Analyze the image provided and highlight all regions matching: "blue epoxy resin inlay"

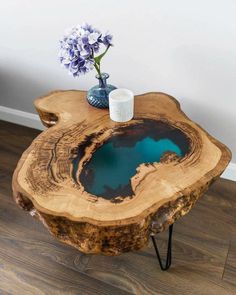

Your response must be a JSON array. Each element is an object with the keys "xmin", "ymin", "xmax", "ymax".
[
  {"xmin": 82, "ymin": 138, "xmax": 181, "ymax": 196},
  {"xmin": 72, "ymin": 119, "xmax": 190, "ymax": 200}
]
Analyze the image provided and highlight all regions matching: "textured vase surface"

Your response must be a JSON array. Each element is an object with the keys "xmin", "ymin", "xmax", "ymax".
[{"xmin": 87, "ymin": 73, "xmax": 117, "ymax": 108}]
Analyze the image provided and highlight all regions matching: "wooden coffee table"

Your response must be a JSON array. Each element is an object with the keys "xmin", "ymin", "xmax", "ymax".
[{"xmin": 12, "ymin": 91, "xmax": 231, "ymax": 270}]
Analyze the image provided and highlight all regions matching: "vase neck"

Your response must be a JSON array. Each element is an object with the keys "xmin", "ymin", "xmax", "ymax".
[{"xmin": 96, "ymin": 73, "xmax": 109, "ymax": 88}]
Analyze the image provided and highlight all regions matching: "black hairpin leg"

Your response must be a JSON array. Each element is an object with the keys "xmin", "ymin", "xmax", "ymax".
[{"xmin": 151, "ymin": 224, "xmax": 173, "ymax": 271}]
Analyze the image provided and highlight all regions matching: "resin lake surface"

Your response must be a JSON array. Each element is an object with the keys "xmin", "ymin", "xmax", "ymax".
[{"xmin": 73, "ymin": 119, "xmax": 190, "ymax": 199}]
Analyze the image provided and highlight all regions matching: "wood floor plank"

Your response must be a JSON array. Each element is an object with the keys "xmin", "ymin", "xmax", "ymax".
[
  {"xmin": 82, "ymin": 229, "xmax": 233, "ymax": 295},
  {"xmin": 174, "ymin": 191, "xmax": 236, "ymax": 242},
  {"xmin": 0, "ymin": 237, "xmax": 132, "ymax": 295},
  {"xmin": 223, "ymin": 242, "xmax": 236, "ymax": 287},
  {"xmin": 209, "ymin": 178, "xmax": 236, "ymax": 208},
  {"xmin": 0, "ymin": 120, "xmax": 236, "ymax": 295}
]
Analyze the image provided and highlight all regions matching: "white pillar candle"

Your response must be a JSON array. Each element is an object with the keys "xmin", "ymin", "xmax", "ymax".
[{"xmin": 109, "ymin": 89, "xmax": 134, "ymax": 122}]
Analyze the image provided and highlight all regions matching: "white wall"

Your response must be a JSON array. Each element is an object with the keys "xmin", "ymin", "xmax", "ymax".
[{"xmin": 0, "ymin": 0, "xmax": 235, "ymax": 162}]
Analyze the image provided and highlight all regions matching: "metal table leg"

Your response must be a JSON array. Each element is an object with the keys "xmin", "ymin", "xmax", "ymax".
[{"xmin": 151, "ymin": 224, "xmax": 173, "ymax": 271}]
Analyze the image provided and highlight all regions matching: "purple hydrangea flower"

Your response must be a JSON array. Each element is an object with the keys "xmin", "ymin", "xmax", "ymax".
[
  {"xmin": 103, "ymin": 34, "xmax": 113, "ymax": 46},
  {"xmin": 59, "ymin": 23, "xmax": 113, "ymax": 78}
]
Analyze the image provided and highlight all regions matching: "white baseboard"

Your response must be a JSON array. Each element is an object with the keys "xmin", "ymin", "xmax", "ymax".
[
  {"xmin": 0, "ymin": 105, "xmax": 235, "ymax": 181},
  {"xmin": 221, "ymin": 162, "xmax": 236, "ymax": 181},
  {"xmin": 0, "ymin": 105, "xmax": 44, "ymax": 130}
]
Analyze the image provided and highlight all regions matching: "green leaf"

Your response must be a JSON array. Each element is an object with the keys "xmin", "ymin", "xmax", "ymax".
[{"xmin": 94, "ymin": 46, "xmax": 110, "ymax": 65}]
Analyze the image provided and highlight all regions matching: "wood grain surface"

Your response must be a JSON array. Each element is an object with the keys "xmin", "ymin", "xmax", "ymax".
[
  {"xmin": 12, "ymin": 91, "xmax": 231, "ymax": 255},
  {"xmin": 0, "ymin": 120, "xmax": 236, "ymax": 294}
]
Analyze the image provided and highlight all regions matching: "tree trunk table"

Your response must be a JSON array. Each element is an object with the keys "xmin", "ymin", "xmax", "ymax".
[{"xmin": 12, "ymin": 91, "xmax": 231, "ymax": 258}]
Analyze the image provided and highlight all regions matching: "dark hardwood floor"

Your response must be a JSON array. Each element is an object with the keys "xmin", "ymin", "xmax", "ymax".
[{"xmin": 0, "ymin": 120, "xmax": 235, "ymax": 295}]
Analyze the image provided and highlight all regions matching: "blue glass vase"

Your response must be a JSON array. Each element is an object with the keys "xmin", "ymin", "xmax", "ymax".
[{"xmin": 87, "ymin": 73, "xmax": 117, "ymax": 108}]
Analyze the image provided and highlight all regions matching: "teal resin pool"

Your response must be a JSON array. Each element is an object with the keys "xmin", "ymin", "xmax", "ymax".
[{"xmin": 73, "ymin": 119, "xmax": 190, "ymax": 199}]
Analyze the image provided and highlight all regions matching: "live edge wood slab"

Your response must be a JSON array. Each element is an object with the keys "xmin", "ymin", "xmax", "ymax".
[{"xmin": 12, "ymin": 91, "xmax": 231, "ymax": 255}]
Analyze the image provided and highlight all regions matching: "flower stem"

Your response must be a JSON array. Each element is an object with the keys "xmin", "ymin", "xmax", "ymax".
[
  {"xmin": 93, "ymin": 45, "xmax": 110, "ymax": 78},
  {"xmin": 94, "ymin": 62, "xmax": 101, "ymax": 78}
]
